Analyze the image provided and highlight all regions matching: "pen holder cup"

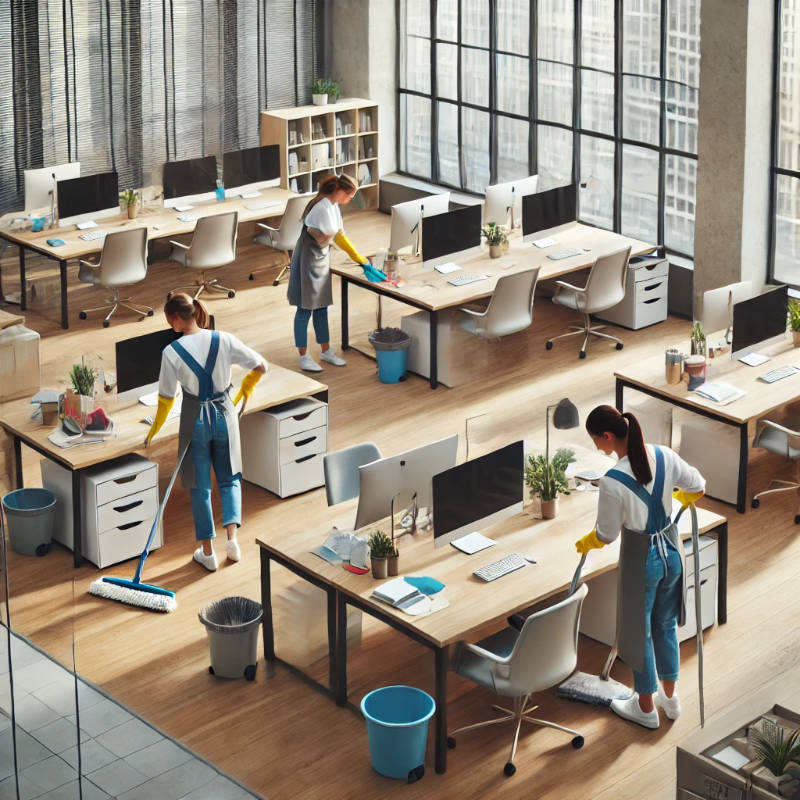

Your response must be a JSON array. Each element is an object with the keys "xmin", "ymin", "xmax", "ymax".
[
  {"xmin": 684, "ymin": 355, "xmax": 706, "ymax": 391},
  {"xmin": 665, "ymin": 348, "xmax": 683, "ymax": 384}
]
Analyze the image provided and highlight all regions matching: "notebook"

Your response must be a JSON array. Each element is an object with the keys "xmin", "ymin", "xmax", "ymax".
[{"xmin": 371, "ymin": 578, "xmax": 423, "ymax": 609}]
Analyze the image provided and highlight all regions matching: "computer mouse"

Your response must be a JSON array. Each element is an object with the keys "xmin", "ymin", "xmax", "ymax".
[{"xmin": 46, "ymin": 238, "xmax": 66, "ymax": 247}]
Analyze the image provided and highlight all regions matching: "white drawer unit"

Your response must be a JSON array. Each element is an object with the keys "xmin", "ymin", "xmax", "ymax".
[
  {"xmin": 240, "ymin": 397, "xmax": 328, "ymax": 498},
  {"xmin": 41, "ymin": 453, "xmax": 162, "ymax": 568},
  {"xmin": 596, "ymin": 253, "xmax": 668, "ymax": 330}
]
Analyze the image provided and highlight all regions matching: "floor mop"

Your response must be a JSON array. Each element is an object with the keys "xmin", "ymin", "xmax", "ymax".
[{"xmin": 89, "ymin": 445, "xmax": 189, "ymax": 613}]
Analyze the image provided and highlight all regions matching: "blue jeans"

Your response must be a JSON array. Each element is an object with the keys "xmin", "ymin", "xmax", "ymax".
[
  {"xmin": 632, "ymin": 539, "xmax": 682, "ymax": 695},
  {"xmin": 188, "ymin": 405, "xmax": 241, "ymax": 541},
  {"xmin": 293, "ymin": 307, "xmax": 330, "ymax": 348}
]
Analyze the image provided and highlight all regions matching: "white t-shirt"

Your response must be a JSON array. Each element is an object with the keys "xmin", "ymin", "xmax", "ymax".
[
  {"xmin": 595, "ymin": 444, "xmax": 705, "ymax": 543},
  {"xmin": 304, "ymin": 197, "xmax": 342, "ymax": 237},
  {"xmin": 158, "ymin": 330, "xmax": 262, "ymax": 398}
]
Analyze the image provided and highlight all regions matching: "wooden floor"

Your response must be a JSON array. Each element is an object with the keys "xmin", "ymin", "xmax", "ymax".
[{"xmin": 2, "ymin": 211, "xmax": 799, "ymax": 800}]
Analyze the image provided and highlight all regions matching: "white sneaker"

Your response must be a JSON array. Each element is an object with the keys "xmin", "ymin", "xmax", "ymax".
[
  {"xmin": 320, "ymin": 349, "xmax": 346, "ymax": 367},
  {"xmin": 656, "ymin": 687, "xmax": 681, "ymax": 720},
  {"xmin": 226, "ymin": 539, "xmax": 241, "ymax": 562},
  {"xmin": 193, "ymin": 547, "xmax": 218, "ymax": 572},
  {"xmin": 610, "ymin": 693, "xmax": 660, "ymax": 729},
  {"xmin": 299, "ymin": 354, "xmax": 322, "ymax": 372}
]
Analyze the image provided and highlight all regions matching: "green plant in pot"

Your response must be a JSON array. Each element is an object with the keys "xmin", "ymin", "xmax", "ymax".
[
  {"xmin": 747, "ymin": 720, "xmax": 800, "ymax": 792},
  {"xmin": 324, "ymin": 78, "xmax": 342, "ymax": 103},
  {"xmin": 690, "ymin": 320, "xmax": 706, "ymax": 356},
  {"xmin": 367, "ymin": 530, "xmax": 394, "ymax": 579},
  {"xmin": 788, "ymin": 298, "xmax": 800, "ymax": 346},
  {"xmin": 119, "ymin": 188, "xmax": 139, "ymax": 219},
  {"xmin": 481, "ymin": 222, "xmax": 509, "ymax": 259},
  {"xmin": 66, "ymin": 363, "xmax": 98, "ymax": 426},
  {"xmin": 524, "ymin": 447, "xmax": 576, "ymax": 519}
]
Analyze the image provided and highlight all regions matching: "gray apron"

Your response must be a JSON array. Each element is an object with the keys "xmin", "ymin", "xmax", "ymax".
[
  {"xmin": 287, "ymin": 224, "xmax": 332, "ymax": 309},
  {"xmin": 170, "ymin": 332, "xmax": 242, "ymax": 489},
  {"xmin": 607, "ymin": 447, "xmax": 686, "ymax": 674}
]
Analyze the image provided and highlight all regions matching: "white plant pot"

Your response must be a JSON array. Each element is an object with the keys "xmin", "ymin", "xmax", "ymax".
[{"xmin": 312, "ymin": 93, "xmax": 328, "ymax": 106}]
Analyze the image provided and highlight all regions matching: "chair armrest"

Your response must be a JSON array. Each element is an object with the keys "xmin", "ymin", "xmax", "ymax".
[
  {"xmin": 459, "ymin": 307, "xmax": 487, "ymax": 318},
  {"xmin": 169, "ymin": 240, "xmax": 190, "ymax": 251},
  {"xmin": 256, "ymin": 223, "xmax": 279, "ymax": 233},
  {"xmin": 78, "ymin": 259, "xmax": 98, "ymax": 269},
  {"xmin": 759, "ymin": 419, "xmax": 800, "ymax": 437},
  {"xmin": 554, "ymin": 279, "xmax": 586, "ymax": 293},
  {"xmin": 464, "ymin": 641, "xmax": 512, "ymax": 665}
]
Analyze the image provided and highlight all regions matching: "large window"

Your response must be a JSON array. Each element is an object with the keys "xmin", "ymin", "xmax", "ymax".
[
  {"xmin": 771, "ymin": 0, "xmax": 800, "ymax": 285},
  {"xmin": 398, "ymin": 0, "xmax": 701, "ymax": 256}
]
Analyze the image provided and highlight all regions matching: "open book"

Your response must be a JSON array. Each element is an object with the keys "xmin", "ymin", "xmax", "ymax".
[
  {"xmin": 371, "ymin": 578, "xmax": 424, "ymax": 610},
  {"xmin": 693, "ymin": 380, "xmax": 745, "ymax": 405}
]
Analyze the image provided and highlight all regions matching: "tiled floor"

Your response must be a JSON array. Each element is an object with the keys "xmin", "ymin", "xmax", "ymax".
[{"xmin": 0, "ymin": 630, "xmax": 263, "ymax": 799}]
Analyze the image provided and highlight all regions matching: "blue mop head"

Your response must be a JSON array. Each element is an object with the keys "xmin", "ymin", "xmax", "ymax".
[{"xmin": 89, "ymin": 577, "xmax": 177, "ymax": 613}]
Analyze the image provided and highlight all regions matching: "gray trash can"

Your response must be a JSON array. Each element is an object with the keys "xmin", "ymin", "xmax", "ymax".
[
  {"xmin": 199, "ymin": 596, "xmax": 263, "ymax": 680},
  {"xmin": 2, "ymin": 488, "xmax": 56, "ymax": 556}
]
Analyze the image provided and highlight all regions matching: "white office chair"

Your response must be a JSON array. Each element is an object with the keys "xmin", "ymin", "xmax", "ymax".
[
  {"xmin": 252, "ymin": 193, "xmax": 313, "ymax": 286},
  {"xmin": 77, "ymin": 228, "xmax": 153, "ymax": 327},
  {"xmin": 751, "ymin": 415, "xmax": 800, "ymax": 524},
  {"xmin": 458, "ymin": 267, "xmax": 540, "ymax": 339},
  {"xmin": 168, "ymin": 211, "xmax": 238, "ymax": 300},
  {"xmin": 546, "ymin": 246, "xmax": 632, "ymax": 358},
  {"xmin": 323, "ymin": 443, "xmax": 382, "ymax": 506},
  {"xmin": 448, "ymin": 583, "xmax": 588, "ymax": 777}
]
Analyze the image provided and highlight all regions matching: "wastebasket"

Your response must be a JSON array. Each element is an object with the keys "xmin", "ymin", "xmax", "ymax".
[
  {"xmin": 2, "ymin": 488, "xmax": 56, "ymax": 556},
  {"xmin": 368, "ymin": 328, "xmax": 411, "ymax": 384},
  {"xmin": 198, "ymin": 596, "xmax": 263, "ymax": 680},
  {"xmin": 361, "ymin": 685, "xmax": 435, "ymax": 782}
]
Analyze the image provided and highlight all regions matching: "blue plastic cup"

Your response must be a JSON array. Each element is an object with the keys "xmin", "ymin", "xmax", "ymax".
[
  {"xmin": 215, "ymin": 185, "xmax": 226, "ymax": 202},
  {"xmin": 31, "ymin": 217, "xmax": 45, "ymax": 232}
]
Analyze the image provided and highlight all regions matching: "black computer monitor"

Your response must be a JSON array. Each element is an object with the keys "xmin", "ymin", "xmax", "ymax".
[
  {"xmin": 57, "ymin": 171, "xmax": 119, "ymax": 220},
  {"xmin": 162, "ymin": 155, "xmax": 218, "ymax": 200},
  {"xmin": 421, "ymin": 205, "xmax": 482, "ymax": 264},
  {"xmin": 731, "ymin": 285, "xmax": 789, "ymax": 360},
  {"xmin": 115, "ymin": 329, "xmax": 183, "ymax": 398},
  {"xmin": 521, "ymin": 183, "xmax": 577, "ymax": 237},
  {"xmin": 432, "ymin": 441, "xmax": 524, "ymax": 548},
  {"xmin": 223, "ymin": 145, "xmax": 280, "ymax": 190}
]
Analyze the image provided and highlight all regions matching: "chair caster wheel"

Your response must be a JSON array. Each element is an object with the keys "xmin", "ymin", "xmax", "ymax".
[
  {"xmin": 795, "ymin": 514, "xmax": 800, "ymax": 525},
  {"xmin": 273, "ymin": 279, "xmax": 280, "ymax": 287},
  {"xmin": 447, "ymin": 737, "xmax": 456, "ymax": 749},
  {"xmin": 147, "ymin": 309, "xmax": 154, "ymax": 316},
  {"xmin": 244, "ymin": 664, "xmax": 257, "ymax": 681},
  {"xmin": 166, "ymin": 291, "xmax": 173, "ymax": 300},
  {"xmin": 545, "ymin": 341, "xmax": 553, "ymax": 350},
  {"xmin": 249, "ymin": 273, "xmax": 254, "ymax": 281},
  {"xmin": 616, "ymin": 342, "xmax": 623, "ymax": 350},
  {"xmin": 35, "ymin": 543, "xmax": 50, "ymax": 557},
  {"xmin": 208, "ymin": 666, "xmax": 214, "ymax": 675},
  {"xmin": 579, "ymin": 351, "xmax": 586, "ymax": 359},
  {"xmin": 227, "ymin": 290, "xmax": 235, "ymax": 298},
  {"xmin": 504, "ymin": 762, "xmax": 516, "ymax": 777},
  {"xmin": 103, "ymin": 320, "xmax": 110, "ymax": 328},
  {"xmin": 751, "ymin": 498, "xmax": 760, "ymax": 509},
  {"xmin": 572, "ymin": 735, "xmax": 584, "ymax": 749},
  {"xmin": 79, "ymin": 311, "xmax": 87, "ymax": 320}
]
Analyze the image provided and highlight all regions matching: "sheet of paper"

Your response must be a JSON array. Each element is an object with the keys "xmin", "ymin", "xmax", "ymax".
[
  {"xmin": 738, "ymin": 352, "xmax": 769, "ymax": 367},
  {"xmin": 240, "ymin": 191, "xmax": 261, "ymax": 199},
  {"xmin": 174, "ymin": 204, "xmax": 194, "ymax": 212},
  {"xmin": 434, "ymin": 262, "xmax": 462, "ymax": 274},
  {"xmin": 75, "ymin": 220, "xmax": 97, "ymax": 230},
  {"xmin": 710, "ymin": 745, "xmax": 750, "ymax": 770},
  {"xmin": 451, "ymin": 532, "xmax": 496, "ymax": 555},
  {"xmin": 531, "ymin": 236, "xmax": 556, "ymax": 248},
  {"xmin": 694, "ymin": 381, "xmax": 745, "ymax": 405}
]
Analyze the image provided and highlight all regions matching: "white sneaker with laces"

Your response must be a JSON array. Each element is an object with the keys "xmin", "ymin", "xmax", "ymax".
[
  {"xmin": 656, "ymin": 687, "xmax": 681, "ymax": 720},
  {"xmin": 193, "ymin": 547, "xmax": 218, "ymax": 572},
  {"xmin": 320, "ymin": 349, "xmax": 347, "ymax": 367},
  {"xmin": 226, "ymin": 539, "xmax": 241, "ymax": 562},
  {"xmin": 610, "ymin": 693, "xmax": 660, "ymax": 729},
  {"xmin": 299, "ymin": 354, "xmax": 322, "ymax": 372}
]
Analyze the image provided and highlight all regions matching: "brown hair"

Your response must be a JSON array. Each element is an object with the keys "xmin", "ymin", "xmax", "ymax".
[
  {"xmin": 302, "ymin": 173, "xmax": 359, "ymax": 219},
  {"xmin": 163, "ymin": 292, "xmax": 210, "ymax": 330},
  {"xmin": 585, "ymin": 405, "xmax": 652, "ymax": 486}
]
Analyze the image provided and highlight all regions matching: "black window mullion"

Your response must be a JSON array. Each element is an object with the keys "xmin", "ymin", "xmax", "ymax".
[
  {"xmin": 430, "ymin": 0, "xmax": 439, "ymax": 182},
  {"xmin": 572, "ymin": 0, "xmax": 581, "ymax": 200},
  {"xmin": 657, "ymin": 0, "xmax": 667, "ymax": 248},
  {"xmin": 529, "ymin": 0, "xmax": 537, "ymax": 174},
  {"xmin": 457, "ymin": 0, "xmax": 465, "ymax": 189},
  {"xmin": 489, "ymin": 0, "xmax": 497, "ymax": 183},
  {"xmin": 767, "ymin": 0, "xmax": 782, "ymax": 284},
  {"xmin": 613, "ymin": 0, "xmax": 622, "ymax": 232}
]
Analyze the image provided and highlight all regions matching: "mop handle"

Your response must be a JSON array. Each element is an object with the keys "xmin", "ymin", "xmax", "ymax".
[
  {"xmin": 569, "ymin": 553, "xmax": 587, "ymax": 596},
  {"xmin": 132, "ymin": 443, "xmax": 190, "ymax": 584}
]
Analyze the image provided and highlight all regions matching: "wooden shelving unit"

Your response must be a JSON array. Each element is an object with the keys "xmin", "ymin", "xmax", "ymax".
[{"xmin": 260, "ymin": 98, "xmax": 380, "ymax": 209}]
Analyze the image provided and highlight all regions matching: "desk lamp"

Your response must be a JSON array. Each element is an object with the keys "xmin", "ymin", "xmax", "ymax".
[{"xmin": 546, "ymin": 398, "xmax": 579, "ymax": 463}]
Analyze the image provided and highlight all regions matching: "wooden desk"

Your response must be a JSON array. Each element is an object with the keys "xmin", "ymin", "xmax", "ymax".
[
  {"xmin": 0, "ymin": 188, "xmax": 292, "ymax": 329},
  {"xmin": 615, "ymin": 336, "xmax": 800, "ymax": 512},
  {"xmin": 256, "ymin": 457, "xmax": 727, "ymax": 774},
  {"xmin": 331, "ymin": 223, "xmax": 655, "ymax": 388},
  {"xmin": 0, "ymin": 364, "xmax": 326, "ymax": 567}
]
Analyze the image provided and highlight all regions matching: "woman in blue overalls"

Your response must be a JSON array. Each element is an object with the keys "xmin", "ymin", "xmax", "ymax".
[
  {"xmin": 576, "ymin": 405, "xmax": 704, "ymax": 729},
  {"xmin": 145, "ymin": 293, "xmax": 266, "ymax": 570}
]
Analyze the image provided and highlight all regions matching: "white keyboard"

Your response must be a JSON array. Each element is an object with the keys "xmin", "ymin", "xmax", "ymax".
[
  {"xmin": 448, "ymin": 272, "xmax": 487, "ymax": 287},
  {"xmin": 473, "ymin": 552, "xmax": 528, "ymax": 582},
  {"xmin": 759, "ymin": 365, "xmax": 799, "ymax": 383},
  {"xmin": 177, "ymin": 213, "xmax": 198, "ymax": 223},
  {"xmin": 547, "ymin": 248, "xmax": 582, "ymax": 261},
  {"xmin": 79, "ymin": 230, "xmax": 106, "ymax": 242}
]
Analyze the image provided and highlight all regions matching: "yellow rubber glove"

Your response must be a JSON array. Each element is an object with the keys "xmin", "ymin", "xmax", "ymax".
[
  {"xmin": 575, "ymin": 529, "xmax": 607, "ymax": 555},
  {"xmin": 145, "ymin": 395, "xmax": 175, "ymax": 446},
  {"xmin": 673, "ymin": 488, "xmax": 704, "ymax": 509},
  {"xmin": 333, "ymin": 231, "xmax": 369, "ymax": 265},
  {"xmin": 232, "ymin": 368, "xmax": 263, "ymax": 407}
]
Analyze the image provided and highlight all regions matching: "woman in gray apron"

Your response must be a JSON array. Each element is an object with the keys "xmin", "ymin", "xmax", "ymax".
[
  {"xmin": 576, "ymin": 405, "xmax": 704, "ymax": 729},
  {"xmin": 145, "ymin": 294, "xmax": 266, "ymax": 570},
  {"xmin": 287, "ymin": 173, "xmax": 384, "ymax": 373}
]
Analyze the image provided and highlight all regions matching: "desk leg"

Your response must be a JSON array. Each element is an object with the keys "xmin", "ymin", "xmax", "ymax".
[
  {"xmin": 716, "ymin": 522, "xmax": 728, "ymax": 624},
  {"xmin": 434, "ymin": 645, "xmax": 449, "ymax": 773},
  {"xmin": 18, "ymin": 247, "xmax": 26, "ymax": 311},
  {"xmin": 12, "ymin": 436, "xmax": 22, "ymax": 489},
  {"xmin": 615, "ymin": 378, "xmax": 623, "ymax": 412},
  {"xmin": 260, "ymin": 549, "xmax": 275, "ymax": 677},
  {"xmin": 71, "ymin": 470, "xmax": 83, "ymax": 568},
  {"xmin": 60, "ymin": 259, "xmax": 69, "ymax": 330},
  {"xmin": 335, "ymin": 591, "xmax": 348, "ymax": 706},
  {"xmin": 736, "ymin": 423, "xmax": 747, "ymax": 514},
  {"xmin": 341, "ymin": 278, "xmax": 350, "ymax": 351},
  {"xmin": 429, "ymin": 310, "xmax": 438, "ymax": 390},
  {"xmin": 327, "ymin": 587, "xmax": 336, "ymax": 692}
]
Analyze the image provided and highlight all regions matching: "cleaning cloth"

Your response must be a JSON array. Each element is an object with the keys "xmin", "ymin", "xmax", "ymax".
[{"xmin": 404, "ymin": 576, "xmax": 445, "ymax": 595}]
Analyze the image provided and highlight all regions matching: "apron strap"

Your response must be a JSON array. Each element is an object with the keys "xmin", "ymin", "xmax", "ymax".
[
  {"xmin": 171, "ymin": 332, "xmax": 220, "ymax": 401},
  {"xmin": 605, "ymin": 446, "xmax": 670, "ymax": 534}
]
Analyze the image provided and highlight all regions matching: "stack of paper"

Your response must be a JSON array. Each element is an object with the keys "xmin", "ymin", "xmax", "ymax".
[
  {"xmin": 693, "ymin": 381, "xmax": 745, "ymax": 405},
  {"xmin": 371, "ymin": 578, "xmax": 423, "ymax": 610}
]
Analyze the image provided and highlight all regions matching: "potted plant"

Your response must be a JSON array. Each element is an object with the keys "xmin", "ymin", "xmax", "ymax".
[
  {"xmin": 481, "ymin": 222, "xmax": 508, "ymax": 258},
  {"xmin": 66, "ymin": 363, "xmax": 97, "ymax": 426},
  {"xmin": 119, "ymin": 188, "xmax": 139, "ymax": 219},
  {"xmin": 690, "ymin": 321, "xmax": 706, "ymax": 356},
  {"xmin": 324, "ymin": 78, "xmax": 342, "ymax": 103},
  {"xmin": 367, "ymin": 530, "xmax": 393, "ymax": 579},
  {"xmin": 788, "ymin": 298, "xmax": 800, "ymax": 346},
  {"xmin": 524, "ymin": 447, "xmax": 576, "ymax": 519},
  {"xmin": 311, "ymin": 78, "xmax": 329, "ymax": 106},
  {"xmin": 747, "ymin": 720, "xmax": 800, "ymax": 794}
]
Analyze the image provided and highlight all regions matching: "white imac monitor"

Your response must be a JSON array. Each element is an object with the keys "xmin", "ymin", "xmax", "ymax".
[
  {"xmin": 24, "ymin": 162, "xmax": 81, "ymax": 212},
  {"xmin": 389, "ymin": 193, "xmax": 451, "ymax": 254},
  {"xmin": 701, "ymin": 280, "xmax": 754, "ymax": 341},
  {"xmin": 354, "ymin": 434, "xmax": 459, "ymax": 530},
  {"xmin": 483, "ymin": 174, "xmax": 538, "ymax": 229}
]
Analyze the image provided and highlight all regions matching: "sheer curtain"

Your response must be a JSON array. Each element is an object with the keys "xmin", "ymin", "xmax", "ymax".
[{"xmin": 0, "ymin": 0, "xmax": 321, "ymax": 212}]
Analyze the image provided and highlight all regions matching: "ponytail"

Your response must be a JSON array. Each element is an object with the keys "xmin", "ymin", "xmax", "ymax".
[
  {"xmin": 163, "ymin": 292, "xmax": 211, "ymax": 330},
  {"xmin": 586, "ymin": 405, "xmax": 652, "ymax": 486},
  {"xmin": 302, "ymin": 173, "xmax": 359, "ymax": 220}
]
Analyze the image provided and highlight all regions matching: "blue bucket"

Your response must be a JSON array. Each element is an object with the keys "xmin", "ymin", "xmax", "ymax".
[
  {"xmin": 361, "ymin": 685, "xmax": 435, "ymax": 781},
  {"xmin": 375, "ymin": 348, "xmax": 408, "ymax": 383}
]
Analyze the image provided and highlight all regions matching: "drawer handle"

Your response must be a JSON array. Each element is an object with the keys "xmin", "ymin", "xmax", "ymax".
[
  {"xmin": 643, "ymin": 281, "xmax": 663, "ymax": 291},
  {"xmin": 699, "ymin": 578, "xmax": 708, "ymax": 587},
  {"xmin": 113, "ymin": 499, "xmax": 143, "ymax": 513},
  {"xmin": 294, "ymin": 436, "xmax": 317, "ymax": 448},
  {"xmin": 645, "ymin": 263, "xmax": 659, "ymax": 271},
  {"xmin": 113, "ymin": 475, "xmax": 138, "ymax": 485},
  {"xmin": 117, "ymin": 520, "xmax": 144, "ymax": 531},
  {"xmin": 295, "ymin": 453, "xmax": 316, "ymax": 464},
  {"xmin": 290, "ymin": 411, "xmax": 313, "ymax": 422},
  {"xmin": 643, "ymin": 297, "xmax": 662, "ymax": 304}
]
